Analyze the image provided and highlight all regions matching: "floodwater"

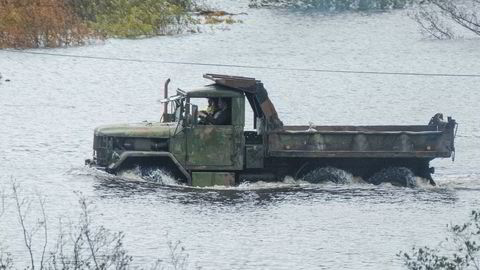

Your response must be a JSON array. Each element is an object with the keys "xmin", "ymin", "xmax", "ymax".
[{"xmin": 1, "ymin": 1, "xmax": 480, "ymax": 269}]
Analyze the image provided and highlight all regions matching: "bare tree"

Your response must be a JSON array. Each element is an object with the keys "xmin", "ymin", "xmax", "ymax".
[
  {"xmin": 0, "ymin": 187, "xmax": 14, "ymax": 270},
  {"xmin": 413, "ymin": 0, "xmax": 480, "ymax": 39},
  {"xmin": 2, "ymin": 184, "xmax": 192, "ymax": 270},
  {"xmin": 0, "ymin": 187, "xmax": 5, "ymax": 219},
  {"xmin": 12, "ymin": 183, "xmax": 49, "ymax": 270}
]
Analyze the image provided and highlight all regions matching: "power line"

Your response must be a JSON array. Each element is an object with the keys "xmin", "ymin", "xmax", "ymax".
[{"xmin": 3, "ymin": 48, "xmax": 480, "ymax": 78}]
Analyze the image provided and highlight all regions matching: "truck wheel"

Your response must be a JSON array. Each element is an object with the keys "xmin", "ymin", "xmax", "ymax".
[
  {"xmin": 139, "ymin": 166, "xmax": 179, "ymax": 185},
  {"xmin": 298, "ymin": 166, "xmax": 353, "ymax": 184},
  {"xmin": 368, "ymin": 167, "xmax": 416, "ymax": 187}
]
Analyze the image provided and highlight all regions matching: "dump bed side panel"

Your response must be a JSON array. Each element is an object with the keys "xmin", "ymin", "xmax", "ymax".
[{"xmin": 267, "ymin": 124, "xmax": 455, "ymax": 159}]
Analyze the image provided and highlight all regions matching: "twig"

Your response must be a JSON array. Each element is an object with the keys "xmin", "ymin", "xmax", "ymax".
[
  {"xmin": 12, "ymin": 183, "xmax": 35, "ymax": 270},
  {"xmin": 80, "ymin": 197, "xmax": 100, "ymax": 270},
  {"xmin": 38, "ymin": 195, "xmax": 48, "ymax": 270},
  {"xmin": 0, "ymin": 188, "xmax": 5, "ymax": 219}
]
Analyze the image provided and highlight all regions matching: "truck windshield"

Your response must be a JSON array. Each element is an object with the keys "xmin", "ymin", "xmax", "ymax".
[
  {"xmin": 174, "ymin": 99, "xmax": 183, "ymax": 121},
  {"xmin": 160, "ymin": 95, "xmax": 185, "ymax": 123}
]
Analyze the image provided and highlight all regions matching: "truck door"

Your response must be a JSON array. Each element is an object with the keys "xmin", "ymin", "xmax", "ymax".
[{"xmin": 185, "ymin": 97, "xmax": 244, "ymax": 170}]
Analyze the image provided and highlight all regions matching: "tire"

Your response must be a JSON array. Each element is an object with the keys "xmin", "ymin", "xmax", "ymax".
[
  {"xmin": 138, "ymin": 165, "xmax": 178, "ymax": 185},
  {"xmin": 368, "ymin": 167, "xmax": 416, "ymax": 187},
  {"xmin": 299, "ymin": 166, "xmax": 353, "ymax": 184}
]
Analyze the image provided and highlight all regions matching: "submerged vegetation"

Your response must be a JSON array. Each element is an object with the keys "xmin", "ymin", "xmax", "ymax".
[
  {"xmin": 0, "ymin": 0, "xmax": 192, "ymax": 48},
  {"xmin": 0, "ymin": 0, "xmax": 95, "ymax": 48},
  {"xmin": 78, "ymin": 0, "xmax": 195, "ymax": 38},
  {"xmin": 250, "ymin": 0, "xmax": 480, "ymax": 39},
  {"xmin": 1, "ymin": 0, "xmax": 477, "ymax": 48},
  {"xmin": 249, "ymin": 0, "xmax": 413, "ymax": 10},
  {"xmin": 0, "ymin": 0, "xmax": 240, "ymax": 48}
]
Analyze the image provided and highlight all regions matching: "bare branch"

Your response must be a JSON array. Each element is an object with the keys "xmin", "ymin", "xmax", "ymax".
[
  {"xmin": 0, "ymin": 188, "xmax": 5, "ymax": 219},
  {"xmin": 413, "ymin": 7, "xmax": 455, "ymax": 39},
  {"xmin": 79, "ymin": 197, "xmax": 100, "ymax": 270},
  {"xmin": 12, "ymin": 183, "xmax": 35, "ymax": 270},
  {"xmin": 431, "ymin": 1, "xmax": 480, "ymax": 34},
  {"xmin": 414, "ymin": 0, "xmax": 480, "ymax": 38},
  {"xmin": 38, "ymin": 195, "xmax": 48, "ymax": 270}
]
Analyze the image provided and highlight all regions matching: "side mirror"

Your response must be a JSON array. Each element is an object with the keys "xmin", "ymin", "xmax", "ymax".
[{"xmin": 191, "ymin": 105, "xmax": 198, "ymax": 127}]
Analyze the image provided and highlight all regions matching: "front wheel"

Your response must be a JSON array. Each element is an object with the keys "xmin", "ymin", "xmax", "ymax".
[{"xmin": 297, "ymin": 165, "xmax": 353, "ymax": 184}]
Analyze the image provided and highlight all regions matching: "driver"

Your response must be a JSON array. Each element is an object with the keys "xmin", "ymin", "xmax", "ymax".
[
  {"xmin": 199, "ymin": 97, "xmax": 218, "ymax": 124},
  {"xmin": 200, "ymin": 98, "xmax": 230, "ymax": 125}
]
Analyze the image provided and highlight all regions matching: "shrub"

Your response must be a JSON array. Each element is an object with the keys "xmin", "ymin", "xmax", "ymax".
[
  {"xmin": 400, "ymin": 210, "xmax": 480, "ymax": 270},
  {"xmin": 0, "ymin": 0, "xmax": 194, "ymax": 48},
  {"xmin": 90, "ymin": 0, "xmax": 194, "ymax": 38},
  {"xmin": 0, "ymin": 0, "xmax": 95, "ymax": 48},
  {"xmin": 0, "ymin": 184, "xmax": 192, "ymax": 270}
]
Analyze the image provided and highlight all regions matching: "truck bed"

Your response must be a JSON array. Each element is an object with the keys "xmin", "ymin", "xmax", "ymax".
[{"xmin": 267, "ymin": 123, "xmax": 456, "ymax": 159}]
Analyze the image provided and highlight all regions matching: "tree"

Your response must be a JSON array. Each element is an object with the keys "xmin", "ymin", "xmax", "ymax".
[{"xmin": 413, "ymin": 0, "xmax": 480, "ymax": 39}]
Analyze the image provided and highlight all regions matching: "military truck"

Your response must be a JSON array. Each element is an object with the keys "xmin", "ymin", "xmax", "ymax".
[{"xmin": 86, "ymin": 74, "xmax": 457, "ymax": 187}]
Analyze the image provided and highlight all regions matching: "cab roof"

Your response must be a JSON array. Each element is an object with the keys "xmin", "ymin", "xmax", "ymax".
[{"xmin": 177, "ymin": 84, "xmax": 244, "ymax": 98}]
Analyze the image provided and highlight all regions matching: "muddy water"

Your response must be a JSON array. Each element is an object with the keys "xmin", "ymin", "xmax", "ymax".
[{"xmin": 1, "ymin": 1, "xmax": 480, "ymax": 269}]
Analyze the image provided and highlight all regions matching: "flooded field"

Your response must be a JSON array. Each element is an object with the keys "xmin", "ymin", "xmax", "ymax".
[{"xmin": 1, "ymin": 0, "xmax": 480, "ymax": 269}]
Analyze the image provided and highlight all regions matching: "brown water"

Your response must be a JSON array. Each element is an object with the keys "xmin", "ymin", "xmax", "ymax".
[{"xmin": 1, "ymin": 1, "xmax": 480, "ymax": 269}]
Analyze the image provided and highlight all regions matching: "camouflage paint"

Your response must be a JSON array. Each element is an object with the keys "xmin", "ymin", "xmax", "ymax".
[
  {"xmin": 95, "ymin": 122, "xmax": 176, "ymax": 138},
  {"xmin": 191, "ymin": 172, "xmax": 235, "ymax": 187},
  {"xmin": 184, "ymin": 96, "xmax": 245, "ymax": 170},
  {"xmin": 88, "ymin": 75, "xmax": 457, "ymax": 187}
]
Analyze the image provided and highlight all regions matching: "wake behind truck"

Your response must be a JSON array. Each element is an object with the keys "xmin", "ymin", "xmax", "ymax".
[{"xmin": 86, "ymin": 74, "xmax": 457, "ymax": 187}]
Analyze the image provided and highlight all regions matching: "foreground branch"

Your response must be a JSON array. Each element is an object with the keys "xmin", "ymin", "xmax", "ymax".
[
  {"xmin": 400, "ymin": 210, "xmax": 480, "ymax": 270},
  {"xmin": 2, "ymin": 184, "xmax": 193, "ymax": 269}
]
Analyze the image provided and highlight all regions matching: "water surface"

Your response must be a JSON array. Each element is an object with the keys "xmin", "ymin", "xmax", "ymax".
[{"xmin": 1, "ymin": 1, "xmax": 480, "ymax": 269}]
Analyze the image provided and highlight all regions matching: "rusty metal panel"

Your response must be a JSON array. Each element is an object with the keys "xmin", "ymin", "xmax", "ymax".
[
  {"xmin": 203, "ymin": 73, "xmax": 258, "ymax": 93},
  {"xmin": 246, "ymin": 145, "xmax": 264, "ymax": 168}
]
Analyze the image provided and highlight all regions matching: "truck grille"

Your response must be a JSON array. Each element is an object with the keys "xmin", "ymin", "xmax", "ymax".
[{"xmin": 93, "ymin": 135, "xmax": 111, "ymax": 166}]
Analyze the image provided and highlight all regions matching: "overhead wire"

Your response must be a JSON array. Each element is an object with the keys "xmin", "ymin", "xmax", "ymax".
[{"xmin": 2, "ymin": 48, "xmax": 480, "ymax": 78}]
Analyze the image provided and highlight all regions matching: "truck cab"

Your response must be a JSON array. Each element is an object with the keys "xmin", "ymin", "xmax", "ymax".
[
  {"xmin": 168, "ymin": 84, "xmax": 248, "ymax": 185},
  {"xmin": 88, "ymin": 74, "xmax": 279, "ymax": 186}
]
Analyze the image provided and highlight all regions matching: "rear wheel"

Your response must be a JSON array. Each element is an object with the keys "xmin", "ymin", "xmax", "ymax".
[{"xmin": 368, "ymin": 167, "xmax": 416, "ymax": 187}]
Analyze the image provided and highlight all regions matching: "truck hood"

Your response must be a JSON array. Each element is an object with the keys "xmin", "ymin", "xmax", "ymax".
[{"xmin": 94, "ymin": 122, "xmax": 179, "ymax": 138}]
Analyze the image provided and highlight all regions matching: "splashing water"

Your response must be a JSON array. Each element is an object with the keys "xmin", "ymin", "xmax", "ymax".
[
  {"xmin": 301, "ymin": 166, "xmax": 359, "ymax": 184},
  {"xmin": 117, "ymin": 166, "xmax": 180, "ymax": 186},
  {"xmin": 368, "ymin": 167, "xmax": 428, "ymax": 187}
]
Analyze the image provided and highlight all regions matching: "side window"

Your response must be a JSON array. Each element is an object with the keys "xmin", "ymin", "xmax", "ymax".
[{"xmin": 195, "ymin": 97, "xmax": 232, "ymax": 126}]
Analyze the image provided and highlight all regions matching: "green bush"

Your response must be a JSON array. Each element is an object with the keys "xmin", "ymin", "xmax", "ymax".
[
  {"xmin": 400, "ymin": 210, "xmax": 480, "ymax": 270},
  {"xmin": 0, "ymin": 0, "xmax": 194, "ymax": 48},
  {"xmin": 90, "ymin": 0, "xmax": 194, "ymax": 38}
]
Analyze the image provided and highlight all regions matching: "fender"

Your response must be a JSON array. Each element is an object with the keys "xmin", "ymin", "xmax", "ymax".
[{"xmin": 108, "ymin": 151, "xmax": 191, "ymax": 183}]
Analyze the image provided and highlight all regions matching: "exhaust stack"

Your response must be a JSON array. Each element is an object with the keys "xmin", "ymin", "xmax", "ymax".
[{"xmin": 163, "ymin": 78, "xmax": 170, "ymax": 122}]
